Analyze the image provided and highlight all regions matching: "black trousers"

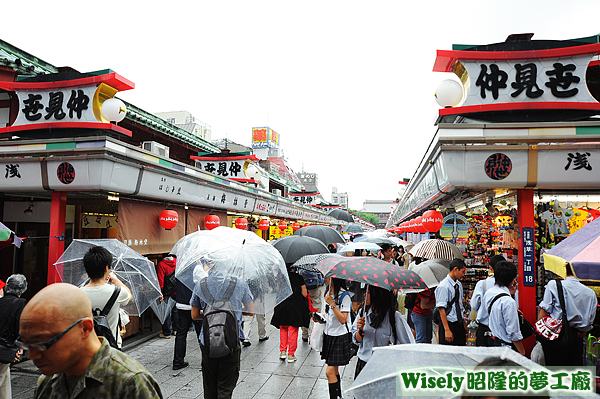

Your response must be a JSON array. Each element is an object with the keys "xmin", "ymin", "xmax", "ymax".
[
  {"xmin": 173, "ymin": 308, "xmax": 201, "ymax": 367},
  {"xmin": 476, "ymin": 323, "xmax": 492, "ymax": 347},
  {"xmin": 439, "ymin": 321, "xmax": 466, "ymax": 346},
  {"xmin": 200, "ymin": 343, "xmax": 241, "ymax": 399}
]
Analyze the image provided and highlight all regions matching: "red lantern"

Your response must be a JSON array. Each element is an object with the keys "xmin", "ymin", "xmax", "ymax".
[
  {"xmin": 159, "ymin": 209, "xmax": 179, "ymax": 230},
  {"xmin": 235, "ymin": 217, "xmax": 248, "ymax": 230},
  {"xmin": 278, "ymin": 221, "xmax": 287, "ymax": 231},
  {"xmin": 259, "ymin": 219, "xmax": 270, "ymax": 231},
  {"xmin": 422, "ymin": 210, "xmax": 444, "ymax": 232},
  {"xmin": 292, "ymin": 222, "xmax": 301, "ymax": 231},
  {"xmin": 204, "ymin": 214, "xmax": 220, "ymax": 230},
  {"xmin": 415, "ymin": 216, "xmax": 427, "ymax": 234}
]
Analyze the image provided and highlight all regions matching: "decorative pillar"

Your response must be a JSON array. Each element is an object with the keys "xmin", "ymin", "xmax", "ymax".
[
  {"xmin": 47, "ymin": 192, "xmax": 67, "ymax": 285},
  {"xmin": 517, "ymin": 189, "xmax": 536, "ymax": 353}
]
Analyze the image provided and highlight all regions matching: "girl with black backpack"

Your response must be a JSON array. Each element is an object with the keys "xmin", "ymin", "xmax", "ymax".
[{"xmin": 351, "ymin": 286, "xmax": 415, "ymax": 379}]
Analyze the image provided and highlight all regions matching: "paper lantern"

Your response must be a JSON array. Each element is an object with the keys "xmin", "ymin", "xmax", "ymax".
[
  {"xmin": 159, "ymin": 209, "xmax": 178, "ymax": 230},
  {"xmin": 278, "ymin": 221, "xmax": 287, "ymax": 231},
  {"xmin": 292, "ymin": 222, "xmax": 301, "ymax": 231},
  {"xmin": 204, "ymin": 214, "xmax": 220, "ymax": 230},
  {"xmin": 235, "ymin": 217, "xmax": 248, "ymax": 230},
  {"xmin": 415, "ymin": 216, "xmax": 428, "ymax": 234},
  {"xmin": 422, "ymin": 210, "xmax": 444, "ymax": 232},
  {"xmin": 259, "ymin": 219, "xmax": 270, "ymax": 231},
  {"xmin": 101, "ymin": 98, "xmax": 127, "ymax": 122}
]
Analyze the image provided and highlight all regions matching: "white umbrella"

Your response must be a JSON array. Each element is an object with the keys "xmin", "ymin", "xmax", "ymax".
[
  {"xmin": 336, "ymin": 242, "xmax": 381, "ymax": 254},
  {"xmin": 408, "ymin": 259, "xmax": 450, "ymax": 288},
  {"xmin": 149, "ymin": 296, "xmax": 176, "ymax": 324}
]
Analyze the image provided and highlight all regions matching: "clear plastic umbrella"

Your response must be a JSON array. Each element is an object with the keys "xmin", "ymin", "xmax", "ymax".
[
  {"xmin": 55, "ymin": 239, "xmax": 162, "ymax": 316},
  {"xmin": 348, "ymin": 344, "xmax": 557, "ymax": 399},
  {"xmin": 149, "ymin": 296, "xmax": 176, "ymax": 324},
  {"xmin": 173, "ymin": 227, "xmax": 292, "ymax": 315}
]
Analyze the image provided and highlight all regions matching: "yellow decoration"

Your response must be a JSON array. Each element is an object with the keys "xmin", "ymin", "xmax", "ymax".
[{"xmin": 93, "ymin": 83, "xmax": 119, "ymax": 122}]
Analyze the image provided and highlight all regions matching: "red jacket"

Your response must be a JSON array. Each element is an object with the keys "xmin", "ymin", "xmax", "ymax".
[{"xmin": 157, "ymin": 257, "xmax": 176, "ymax": 292}]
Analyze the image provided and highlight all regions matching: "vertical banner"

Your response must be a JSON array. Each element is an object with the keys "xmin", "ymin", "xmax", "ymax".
[{"xmin": 522, "ymin": 226, "xmax": 535, "ymax": 287}]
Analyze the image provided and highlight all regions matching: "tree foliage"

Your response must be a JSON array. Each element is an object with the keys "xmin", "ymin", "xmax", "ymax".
[{"xmin": 348, "ymin": 209, "xmax": 379, "ymax": 225}]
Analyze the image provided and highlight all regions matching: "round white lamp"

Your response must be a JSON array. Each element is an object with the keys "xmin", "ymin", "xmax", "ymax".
[
  {"xmin": 245, "ymin": 164, "xmax": 259, "ymax": 179},
  {"xmin": 101, "ymin": 98, "xmax": 127, "ymax": 123},
  {"xmin": 434, "ymin": 79, "xmax": 464, "ymax": 108}
]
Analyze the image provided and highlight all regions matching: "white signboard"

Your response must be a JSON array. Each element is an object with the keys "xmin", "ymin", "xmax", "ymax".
[
  {"xmin": 195, "ymin": 159, "xmax": 250, "ymax": 179},
  {"xmin": 14, "ymin": 85, "xmax": 99, "ymax": 126},
  {"xmin": 537, "ymin": 149, "xmax": 599, "ymax": 188},
  {"xmin": 254, "ymin": 199, "xmax": 277, "ymax": 215},
  {"xmin": 1, "ymin": 161, "xmax": 44, "ymax": 191},
  {"xmin": 461, "ymin": 55, "xmax": 595, "ymax": 107}
]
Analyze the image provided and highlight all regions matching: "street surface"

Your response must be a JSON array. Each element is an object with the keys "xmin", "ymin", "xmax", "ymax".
[{"xmin": 10, "ymin": 318, "xmax": 358, "ymax": 399}]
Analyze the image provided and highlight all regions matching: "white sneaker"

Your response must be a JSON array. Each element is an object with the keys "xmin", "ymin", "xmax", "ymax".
[
  {"xmin": 279, "ymin": 351, "xmax": 287, "ymax": 360},
  {"xmin": 287, "ymin": 354, "xmax": 297, "ymax": 363}
]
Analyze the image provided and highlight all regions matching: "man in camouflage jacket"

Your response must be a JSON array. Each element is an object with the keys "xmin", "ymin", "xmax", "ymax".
[{"xmin": 19, "ymin": 283, "xmax": 162, "ymax": 399}]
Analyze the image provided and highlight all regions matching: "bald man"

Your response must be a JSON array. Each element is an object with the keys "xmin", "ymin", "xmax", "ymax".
[{"xmin": 18, "ymin": 283, "xmax": 162, "ymax": 399}]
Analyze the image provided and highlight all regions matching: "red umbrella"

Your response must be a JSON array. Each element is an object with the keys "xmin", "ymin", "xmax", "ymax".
[{"xmin": 315, "ymin": 256, "xmax": 426, "ymax": 292}]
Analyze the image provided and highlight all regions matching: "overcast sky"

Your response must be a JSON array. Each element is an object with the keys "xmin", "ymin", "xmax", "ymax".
[{"xmin": 4, "ymin": 1, "xmax": 600, "ymax": 210}]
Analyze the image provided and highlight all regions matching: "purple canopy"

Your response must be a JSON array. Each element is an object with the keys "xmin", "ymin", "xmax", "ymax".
[{"xmin": 544, "ymin": 217, "xmax": 600, "ymax": 280}]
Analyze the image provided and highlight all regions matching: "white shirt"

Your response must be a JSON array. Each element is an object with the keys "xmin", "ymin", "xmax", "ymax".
[
  {"xmin": 482, "ymin": 284, "xmax": 522, "ymax": 343},
  {"xmin": 539, "ymin": 277, "xmax": 597, "ymax": 331},
  {"xmin": 324, "ymin": 289, "xmax": 352, "ymax": 336},
  {"xmin": 471, "ymin": 276, "xmax": 495, "ymax": 325},
  {"xmin": 81, "ymin": 284, "xmax": 131, "ymax": 346},
  {"xmin": 435, "ymin": 275, "xmax": 464, "ymax": 323}
]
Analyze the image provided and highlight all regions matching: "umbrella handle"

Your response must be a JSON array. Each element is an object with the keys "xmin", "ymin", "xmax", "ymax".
[{"xmin": 362, "ymin": 285, "xmax": 369, "ymax": 318}]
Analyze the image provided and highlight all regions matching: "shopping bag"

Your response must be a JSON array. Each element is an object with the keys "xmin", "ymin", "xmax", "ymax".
[
  {"xmin": 531, "ymin": 341, "xmax": 546, "ymax": 365},
  {"xmin": 310, "ymin": 319, "xmax": 325, "ymax": 352}
]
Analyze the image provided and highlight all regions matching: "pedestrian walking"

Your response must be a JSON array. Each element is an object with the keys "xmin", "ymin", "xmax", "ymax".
[
  {"xmin": 80, "ymin": 246, "xmax": 132, "ymax": 349},
  {"xmin": 537, "ymin": 261, "xmax": 597, "ymax": 366},
  {"xmin": 321, "ymin": 277, "xmax": 352, "ymax": 399},
  {"xmin": 410, "ymin": 288, "xmax": 435, "ymax": 343},
  {"xmin": 298, "ymin": 268, "xmax": 325, "ymax": 342},
  {"xmin": 481, "ymin": 260, "xmax": 526, "ymax": 355},
  {"xmin": 436, "ymin": 259, "xmax": 468, "ymax": 346},
  {"xmin": 19, "ymin": 283, "xmax": 162, "ymax": 398},
  {"xmin": 191, "ymin": 270, "xmax": 254, "ymax": 399},
  {"xmin": 242, "ymin": 313, "xmax": 268, "ymax": 346},
  {"xmin": 156, "ymin": 254, "xmax": 177, "ymax": 339},
  {"xmin": 351, "ymin": 285, "xmax": 414, "ymax": 379},
  {"xmin": 470, "ymin": 254, "xmax": 504, "ymax": 346},
  {"xmin": 270, "ymin": 267, "xmax": 310, "ymax": 362},
  {"xmin": 0, "ymin": 274, "xmax": 27, "ymax": 398},
  {"xmin": 172, "ymin": 279, "xmax": 201, "ymax": 370}
]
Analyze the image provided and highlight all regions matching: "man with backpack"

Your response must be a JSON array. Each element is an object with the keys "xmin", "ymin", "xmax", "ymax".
[
  {"xmin": 298, "ymin": 268, "xmax": 325, "ymax": 342},
  {"xmin": 190, "ymin": 269, "xmax": 253, "ymax": 399},
  {"xmin": 80, "ymin": 246, "xmax": 132, "ymax": 349},
  {"xmin": 470, "ymin": 254, "xmax": 504, "ymax": 346},
  {"xmin": 157, "ymin": 254, "xmax": 177, "ymax": 338}
]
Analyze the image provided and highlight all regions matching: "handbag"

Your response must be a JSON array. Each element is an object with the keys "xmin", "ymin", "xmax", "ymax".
[
  {"xmin": 310, "ymin": 319, "xmax": 325, "ymax": 352},
  {"xmin": 535, "ymin": 279, "xmax": 576, "ymax": 346}
]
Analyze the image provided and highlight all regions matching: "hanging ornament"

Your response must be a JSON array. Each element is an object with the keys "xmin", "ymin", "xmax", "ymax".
[
  {"xmin": 159, "ymin": 209, "xmax": 178, "ymax": 230},
  {"xmin": 204, "ymin": 214, "xmax": 220, "ymax": 230},
  {"xmin": 278, "ymin": 221, "xmax": 287, "ymax": 231},
  {"xmin": 234, "ymin": 217, "xmax": 248, "ymax": 230},
  {"xmin": 292, "ymin": 222, "xmax": 301, "ymax": 231},
  {"xmin": 422, "ymin": 210, "xmax": 444, "ymax": 232},
  {"xmin": 259, "ymin": 219, "xmax": 270, "ymax": 231}
]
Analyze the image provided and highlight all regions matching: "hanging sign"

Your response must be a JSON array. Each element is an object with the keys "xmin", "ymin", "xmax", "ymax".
[
  {"xmin": 288, "ymin": 191, "xmax": 319, "ymax": 205},
  {"xmin": 191, "ymin": 153, "xmax": 259, "ymax": 180},
  {"xmin": 0, "ymin": 72, "xmax": 134, "ymax": 137},
  {"xmin": 433, "ymin": 43, "xmax": 600, "ymax": 118},
  {"xmin": 522, "ymin": 227, "xmax": 535, "ymax": 287}
]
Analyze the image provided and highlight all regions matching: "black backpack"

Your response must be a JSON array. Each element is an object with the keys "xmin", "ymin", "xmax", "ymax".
[
  {"xmin": 200, "ymin": 277, "xmax": 239, "ymax": 358},
  {"xmin": 92, "ymin": 286, "xmax": 121, "ymax": 349},
  {"xmin": 404, "ymin": 293, "xmax": 417, "ymax": 311},
  {"xmin": 163, "ymin": 271, "xmax": 177, "ymax": 297}
]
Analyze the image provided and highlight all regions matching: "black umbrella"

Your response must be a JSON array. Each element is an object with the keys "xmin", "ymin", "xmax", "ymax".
[
  {"xmin": 294, "ymin": 225, "xmax": 347, "ymax": 246},
  {"xmin": 327, "ymin": 209, "xmax": 354, "ymax": 223},
  {"xmin": 271, "ymin": 235, "xmax": 330, "ymax": 265}
]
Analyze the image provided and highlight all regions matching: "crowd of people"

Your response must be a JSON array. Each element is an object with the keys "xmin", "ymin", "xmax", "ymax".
[{"xmin": 0, "ymin": 238, "xmax": 598, "ymax": 399}]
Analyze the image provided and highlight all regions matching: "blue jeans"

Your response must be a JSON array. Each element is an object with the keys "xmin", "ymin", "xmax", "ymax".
[{"xmin": 411, "ymin": 312, "xmax": 433, "ymax": 343}]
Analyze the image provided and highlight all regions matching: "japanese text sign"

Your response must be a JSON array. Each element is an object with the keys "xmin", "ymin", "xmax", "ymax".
[{"xmin": 522, "ymin": 227, "xmax": 535, "ymax": 287}]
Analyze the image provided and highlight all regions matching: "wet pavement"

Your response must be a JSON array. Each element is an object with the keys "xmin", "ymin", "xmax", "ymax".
[{"xmin": 10, "ymin": 318, "xmax": 358, "ymax": 399}]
